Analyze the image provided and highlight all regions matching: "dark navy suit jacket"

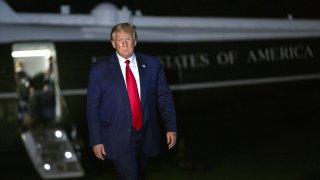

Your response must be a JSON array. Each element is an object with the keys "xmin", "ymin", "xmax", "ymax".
[{"xmin": 87, "ymin": 53, "xmax": 176, "ymax": 159}]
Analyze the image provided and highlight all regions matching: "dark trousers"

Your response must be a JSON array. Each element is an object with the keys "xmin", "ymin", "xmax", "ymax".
[{"xmin": 111, "ymin": 129, "xmax": 149, "ymax": 180}]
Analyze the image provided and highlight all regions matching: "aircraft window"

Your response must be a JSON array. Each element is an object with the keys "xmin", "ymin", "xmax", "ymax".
[{"xmin": 11, "ymin": 42, "xmax": 61, "ymax": 128}]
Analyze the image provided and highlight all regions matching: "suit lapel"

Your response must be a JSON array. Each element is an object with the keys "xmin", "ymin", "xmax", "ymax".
[
  {"xmin": 136, "ymin": 54, "xmax": 147, "ymax": 123},
  {"xmin": 110, "ymin": 54, "xmax": 128, "ymax": 97}
]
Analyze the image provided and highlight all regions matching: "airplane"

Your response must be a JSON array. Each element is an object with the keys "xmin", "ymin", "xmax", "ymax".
[{"xmin": 1, "ymin": 0, "xmax": 320, "ymax": 178}]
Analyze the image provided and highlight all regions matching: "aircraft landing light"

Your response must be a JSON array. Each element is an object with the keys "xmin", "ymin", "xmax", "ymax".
[
  {"xmin": 65, "ymin": 151, "xmax": 72, "ymax": 159},
  {"xmin": 44, "ymin": 164, "xmax": 51, "ymax": 170},
  {"xmin": 55, "ymin": 130, "xmax": 63, "ymax": 138}
]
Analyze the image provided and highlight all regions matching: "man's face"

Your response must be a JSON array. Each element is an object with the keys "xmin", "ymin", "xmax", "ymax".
[{"xmin": 111, "ymin": 31, "xmax": 136, "ymax": 59}]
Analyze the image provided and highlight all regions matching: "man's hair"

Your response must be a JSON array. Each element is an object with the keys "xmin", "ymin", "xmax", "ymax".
[{"xmin": 110, "ymin": 23, "xmax": 137, "ymax": 42}]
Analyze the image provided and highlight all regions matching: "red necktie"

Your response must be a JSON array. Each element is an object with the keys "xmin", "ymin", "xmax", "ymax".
[{"xmin": 125, "ymin": 60, "xmax": 142, "ymax": 130}]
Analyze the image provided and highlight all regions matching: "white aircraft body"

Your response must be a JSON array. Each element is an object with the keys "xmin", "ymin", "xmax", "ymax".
[{"xmin": 1, "ymin": 0, "xmax": 320, "ymax": 43}]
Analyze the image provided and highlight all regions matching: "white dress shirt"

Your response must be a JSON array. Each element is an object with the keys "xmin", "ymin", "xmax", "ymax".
[{"xmin": 116, "ymin": 53, "xmax": 141, "ymax": 99}]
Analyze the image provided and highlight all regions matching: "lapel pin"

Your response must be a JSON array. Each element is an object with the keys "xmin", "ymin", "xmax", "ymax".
[{"xmin": 142, "ymin": 64, "xmax": 146, "ymax": 68}]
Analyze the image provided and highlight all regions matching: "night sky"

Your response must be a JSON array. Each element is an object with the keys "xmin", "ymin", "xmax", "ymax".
[{"xmin": 5, "ymin": 0, "xmax": 320, "ymax": 19}]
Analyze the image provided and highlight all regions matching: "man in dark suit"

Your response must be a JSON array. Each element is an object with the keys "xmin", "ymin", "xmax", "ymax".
[{"xmin": 87, "ymin": 23, "xmax": 177, "ymax": 180}]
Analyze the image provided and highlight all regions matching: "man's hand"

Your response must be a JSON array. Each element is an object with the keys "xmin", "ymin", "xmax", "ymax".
[
  {"xmin": 166, "ymin": 132, "xmax": 177, "ymax": 149},
  {"xmin": 93, "ymin": 144, "xmax": 106, "ymax": 161}
]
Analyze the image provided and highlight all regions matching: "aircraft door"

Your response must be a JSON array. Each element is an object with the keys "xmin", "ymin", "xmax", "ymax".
[
  {"xmin": 12, "ymin": 42, "xmax": 60, "ymax": 126},
  {"xmin": 11, "ymin": 42, "xmax": 84, "ymax": 179}
]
